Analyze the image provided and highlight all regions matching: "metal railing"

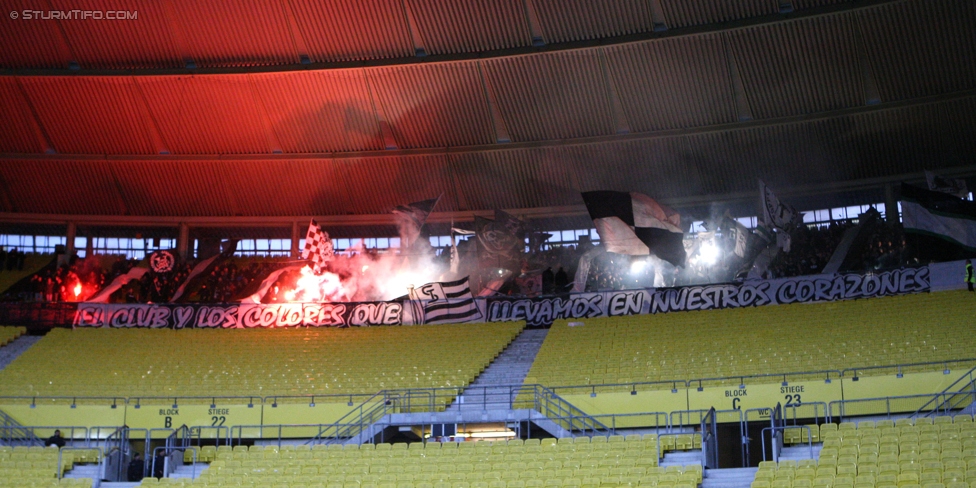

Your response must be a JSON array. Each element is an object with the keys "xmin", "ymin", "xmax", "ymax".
[
  {"xmin": 57, "ymin": 446, "xmax": 102, "ymax": 480},
  {"xmin": 702, "ymin": 408, "xmax": 718, "ymax": 469},
  {"xmin": 842, "ymin": 358, "xmax": 976, "ymax": 380},
  {"xmin": 307, "ymin": 391, "xmax": 395, "ymax": 445},
  {"xmin": 0, "ymin": 425, "xmax": 88, "ymax": 448},
  {"xmin": 186, "ymin": 425, "xmax": 230, "ymax": 446},
  {"xmin": 587, "ymin": 411, "xmax": 669, "ymax": 434},
  {"xmin": 762, "ymin": 425, "xmax": 814, "ymax": 462},
  {"xmin": 231, "ymin": 423, "xmax": 341, "ymax": 447},
  {"xmin": 911, "ymin": 364, "xmax": 976, "ymax": 418},
  {"xmin": 829, "ymin": 390, "xmax": 976, "ymax": 421},
  {"xmin": 0, "ymin": 395, "xmax": 124, "ymax": 409},
  {"xmin": 129, "ymin": 394, "xmax": 261, "ymax": 409},
  {"xmin": 1, "ymin": 356, "xmax": 974, "ymax": 417},
  {"xmin": 0, "ymin": 407, "xmax": 44, "ymax": 446},
  {"xmin": 782, "ymin": 401, "xmax": 830, "ymax": 426},
  {"xmin": 534, "ymin": 385, "xmax": 609, "ymax": 436}
]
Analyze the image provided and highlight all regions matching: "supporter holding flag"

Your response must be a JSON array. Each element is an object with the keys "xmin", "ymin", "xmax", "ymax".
[
  {"xmin": 410, "ymin": 276, "xmax": 482, "ymax": 324},
  {"xmin": 301, "ymin": 219, "xmax": 334, "ymax": 275},
  {"xmin": 448, "ymin": 227, "xmax": 476, "ymax": 276},
  {"xmin": 393, "ymin": 197, "xmax": 440, "ymax": 251},
  {"xmin": 581, "ymin": 191, "xmax": 686, "ymax": 267},
  {"xmin": 759, "ymin": 180, "xmax": 800, "ymax": 252},
  {"xmin": 902, "ymin": 183, "xmax": 976, "ymax": 262},
  {"xmin": 171, "ymin": 240, "xmax": 238, "ymax": 302},
  {"xmin": 925, "ymin": 170, "xmax": 968, "ymax": 199}
]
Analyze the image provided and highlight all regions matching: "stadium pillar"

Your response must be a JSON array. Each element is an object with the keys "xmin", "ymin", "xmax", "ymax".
[
  {"xmin": 178, "ymin": 223, "xmax": 190, "ymax": 259},
  {"xmin": 65, "ymin": 222, "xmax": 76, "ymax": 256},
  {"xmin": 884, "ymin": 184, "xmax": 898, "ymax": 223},
  {"xmin": 291, "ymin": 221, "xmax": 300, "ymax": 258}
]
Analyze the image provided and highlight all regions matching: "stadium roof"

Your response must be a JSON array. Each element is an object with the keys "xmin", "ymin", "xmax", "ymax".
[{"xmin": 0, "ymin": 0, "xmax": 974, "ymax": 227}]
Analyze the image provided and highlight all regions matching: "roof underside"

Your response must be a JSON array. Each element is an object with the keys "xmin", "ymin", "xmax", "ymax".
[
  {"xmin": 0, "ymin": 0, "xmax": 863, "ymax": 70},
  {"xmin": 0, "ymin": 0, "xmax": 974, "ymax": 222}
]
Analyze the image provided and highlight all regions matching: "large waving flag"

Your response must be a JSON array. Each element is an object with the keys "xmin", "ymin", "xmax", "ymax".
[
  {"xmin": 581, "ymin": 191, "xmax": 686, "ymax": 267},
  {"xmin": 449, "ymin": 227, "xmax": 476, "ymax": 275},
  {"xmin": 475, "ymin": 216, "xmax": 523, "ymax": 271},
  {"xmin": 171, "ymin": 240, "xmax": 238, "ymax": 302},
  {"xmin": 88, "ymin": 265, "xmax": 149, "ymax": 303},
  {"xmin": 301, "ymin": 219, "xmax": 334, "ymax": 275},
  {"xmin": 926, "ymin": 171, "xmax": 969, "ymax": 199},
  {"xmin": 393, "ymin": 197, "xmax": 440, "ymax": 249},
  {"xmin": 412, "ymin": 277, "xmax": 482, "ymax": 324},
  {"xmin": 902, "ymin": 183, "xmax": 976, "ymax": 261},
  {"xmin": 759, "ymin": 180, "xmax": 799, "ymax": 231}
]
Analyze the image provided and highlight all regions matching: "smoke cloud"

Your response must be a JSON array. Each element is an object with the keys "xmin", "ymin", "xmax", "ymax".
[{"xmin": 271, "ymin": 228, "xmax": 450, "ymax": 303}]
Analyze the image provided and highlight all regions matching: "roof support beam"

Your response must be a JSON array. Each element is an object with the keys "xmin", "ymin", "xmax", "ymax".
[
  {"xmin": 723, "ymin": 33, "xmax": 754, "ymax": 122},
  {"xmin": 520, "ymin": 0, "xmax": 546, "ymax": 47},
  {"xmin": 852, "ymin": 12, "xmax": 883, "ymax": 105},
  {"xmin": 400, "ymin": 0, "xmax": 428, "ymax": 57},
  {"xmin": 597, "ymin": 50, "xmax": 631, "ymax": 134},
  {"xmin": 14, "ymin": 78, "xmax": 55, "ymax": 154},
  {"xmin": 646, "ymin": 0, "xmax": 670, "ymax": 32},
  {"xmin": 477, "ymin": 61, "xmax": 512, "ymax": 143}
]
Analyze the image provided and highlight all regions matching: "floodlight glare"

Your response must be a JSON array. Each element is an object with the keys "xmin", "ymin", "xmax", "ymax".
[{"xmin": 699, "ymin": 242, "xmax": 719, "ymax": 265}]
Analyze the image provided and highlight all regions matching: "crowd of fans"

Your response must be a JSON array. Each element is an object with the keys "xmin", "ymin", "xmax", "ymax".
[
  {"xmin": 22, "ymin": 256, "xmax": 107, "ymax": 302},
  {"xmin": 119, "ymin": 262, "xmax": 192, "ymax": 303},
  {"xmin": 768, "ymin": 220, "xmax": 912, "ymax": 279},
  {"xmin": 196, "ymin": 260, "xmax": 282, "ymax": 303},
  {"xmin": 0, "ymin": 248, "xmax": 26, "ymax": 272},
  {"xmin": 768, "ymin": 222, "xmax": 851, "ymax": 278},
  {"xmin": 0, "ymin": 219, "xmax": 921, "ymax": 303}
]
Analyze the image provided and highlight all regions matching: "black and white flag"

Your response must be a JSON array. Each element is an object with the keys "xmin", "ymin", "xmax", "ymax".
[
  {"xmin": 925, "ymin": 171, "xmax": 969, "ymax": 199},
  {"xmin": 301, "ymin": 219, "xmax": 334, "ymax": 275},
  {"xmin": 449, "ymin": 227, "xmax": 476, "ymax": 275},
  {"xmin": 730, "ymin": 221, "xmax": 750, "ymax": 258},
  {"xmin": 581, "ymin": 191, "xmax": 686, "ymax": 267},
  {"xmin": 759, "ymin": 180, "xmax": 799, "ymax": 231},
  {"xmin": 413, "ymin": 277, "xmax": 482, "ymax": 324},
  {"xmin": 393, "ymin": 197, "xmax": 440, "ymax": 249},
  {"xmin": 902, "ymin": 183, "xmax": 976, "ymax": 260}
]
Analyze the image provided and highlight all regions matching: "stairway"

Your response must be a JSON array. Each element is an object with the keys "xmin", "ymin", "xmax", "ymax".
[
  {"xmin": 63, "ymin": 463, "xmax": 100, "ymax": 487},
  {"xmin": 660, "ymin": 450, "xmax": 704, "ymax": 468},
  {"xmin": 446, "ymin": 328, "xmax": 547, "ymax": 412},
  {"xmin": 777, "ymin": 444, "xmax": 822, "ymax": 462},
  {"xmin": 170, "ymin": 463, "xmax": 209, "ymax": 479},
  {"xmin": 703, "ymin": 468, "xmax": 758, "ymax": 488},
  {"xmin": 0, "ymin": 335, "xmax": 42, "ymax": 370}
]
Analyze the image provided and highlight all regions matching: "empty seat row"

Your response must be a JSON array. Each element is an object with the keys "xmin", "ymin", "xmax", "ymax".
[
  {"xmin": 755, "ymin": 416, "xmax": 976, "ymax": 488},
  {"xmin": 527, "ymin": 292, "xmax": 976, "ymax": 390},
  {"xmin": 158, "ymin": 437, "xmax": 698, "ymax": 488},
  {"xmin": 0, "ymin": 323, "xmax": 524, "ymax": 399},
  {"xmin": 786, "ymin": 416, "xmax": 976, "ymax": 445}
]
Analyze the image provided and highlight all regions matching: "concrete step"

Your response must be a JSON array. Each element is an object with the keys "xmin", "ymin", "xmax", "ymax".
[
  {"xmin": 63, "ymin": 463, "xmax": 101, "ymax": 487},
  {"xmin": 446, "ymin": 328, "xmax": 548, "ymax": 412},
  {"xmin": 0, "ymin": 335, "xmax": 42, "ymax": 371},
  {"xmin": 660, "ymin": 450, "xmax": 704, "ymax": 467},
  {"xmin": 170, "ymin": 463, "xmax": 209, "ymax": 478},
  {"xmin": 778, "ymin": 444, "xmax": 821, "ymax": 461},
  {"xmin": 703, "ymin": 467, "xmax": 759, "ymax": 488},
  {"xmin": 64, "ymin": 464, "xmax": 100, "ymax": 477}
]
